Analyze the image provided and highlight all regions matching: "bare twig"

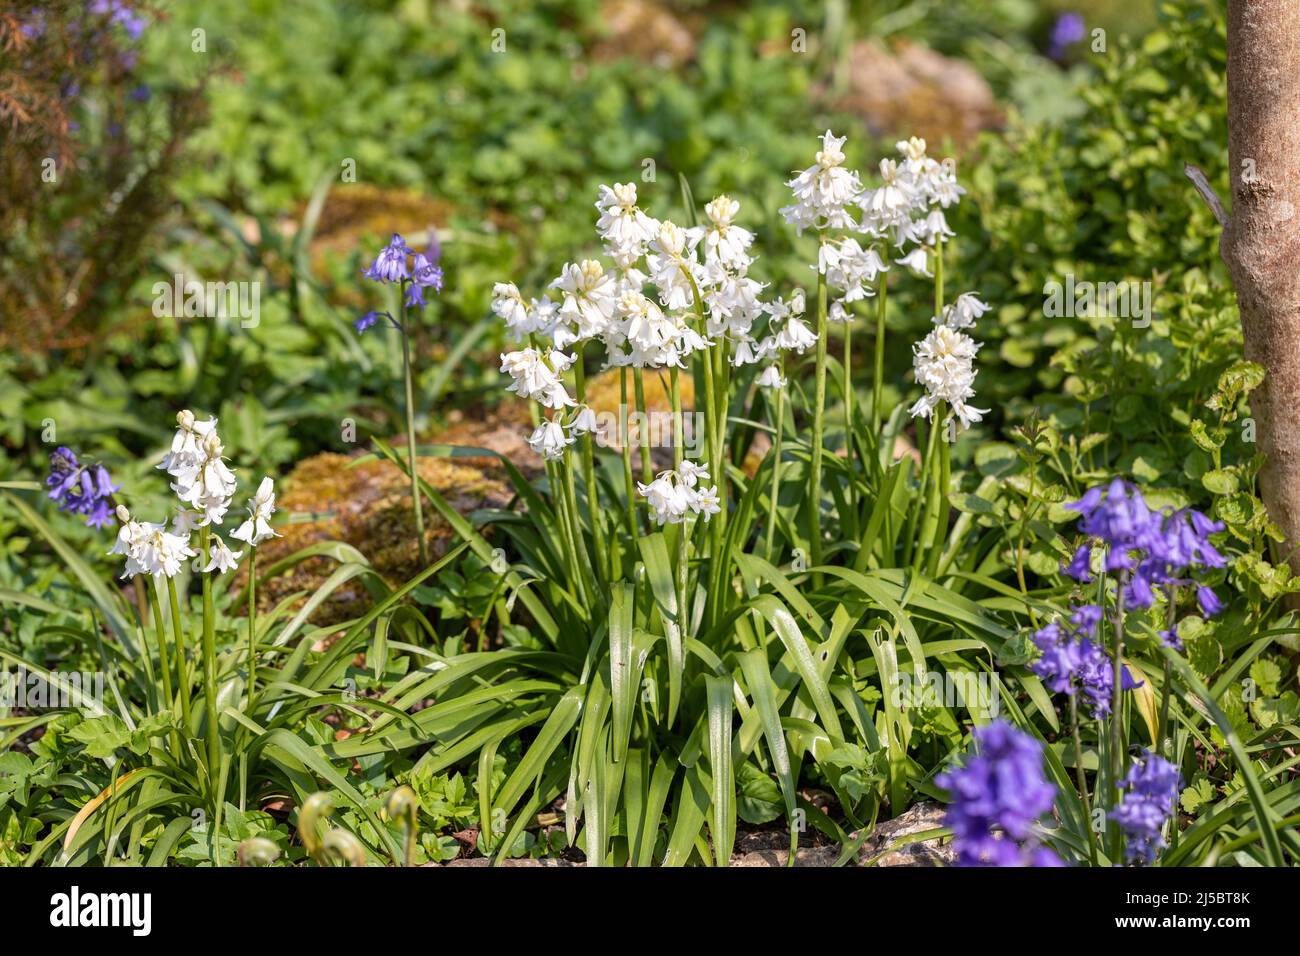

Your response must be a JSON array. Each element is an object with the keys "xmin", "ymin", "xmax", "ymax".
[{"xmin": 1184, "ymin": 162, "xmax": 1229, "ymax": 227}]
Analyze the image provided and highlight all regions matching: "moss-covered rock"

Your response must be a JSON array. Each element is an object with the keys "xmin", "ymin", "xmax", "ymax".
[{"xmin": 245, "ymin": 410, "xmax": 526, "ymax": 624}]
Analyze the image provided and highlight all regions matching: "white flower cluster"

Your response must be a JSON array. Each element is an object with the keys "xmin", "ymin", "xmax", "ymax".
[
  {"xmin": 109, "ymin": 411, "xmax": 278, "ymax": 579},
  {"xmin": 231, "ymin": 477, "xmax": 279, "ymax": 547},
  {"xmin": 110, "ymin": 506, "xmax": 197, "ymax": 579},
  {"xmin": 909, "ymin": 319, "xmax": 991, "ymax": 433},
  {"xmin": 159, "ymin": 411, "xmax": 236, "ymax": 527},
  {"xmin": 492, "ymin": 178, "xmax": 810, "ymax": 460},
  {"xmin": 781, "ymin": 131, "xmax": 967, "ymax": 324},
  {"xmin": 637, "ymin": 461, "xmax": 721, "ymax": 526},
  {"xmin": 500, "ymin": 347, "xmax": 576, "ymax": 409}
]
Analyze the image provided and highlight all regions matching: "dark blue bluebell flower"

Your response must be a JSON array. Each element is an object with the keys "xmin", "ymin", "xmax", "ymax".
[
  {"xmin": 1126, "ymin": 571, "xmax": 1155, "ymax": 609},
  {"xmin": 937, "ymin": 720, "xmax": 1061, "ymax": 866},
  {"xmin": 1110, "ymin": 750, "xmax": 1181, "ymax": 864},
  {"xmin": 46, "ymin": 447, "xmax": 120, "ymax": 529}
]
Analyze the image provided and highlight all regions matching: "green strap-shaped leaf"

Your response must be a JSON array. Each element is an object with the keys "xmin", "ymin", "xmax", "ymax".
[
  {"xmin": 492, "ymin": 687, "xmax": 583, "ymax": 821},
  {"xmin": 738, "ymin": 649, "xmax": 797, "ymax": 828},
  {"xmin": 608, "ymin": 583, "xmax": 635, "ymax": 764},
  {"xmin": 637, "ymin": 533, "xmax": 683, "ymax": 724},
  {"xmin": 3, "ymin": 492, "xmax": 134, "ymax": 652},
  {"xmin": 751, "ymin": 594, "xmax": 844, "ymax": 742},
  {"xmin": 706, "ymin": 674, "xmax": 736, "ymax": 866},
  {"xmin": 663, "ymin": 760, "xmax": 711, "ymax": 867}
]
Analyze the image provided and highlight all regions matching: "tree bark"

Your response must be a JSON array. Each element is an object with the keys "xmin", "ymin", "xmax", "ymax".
[{"xmin": 1220, "ymin": 1, "xmax": 1300, "ymax": 576}]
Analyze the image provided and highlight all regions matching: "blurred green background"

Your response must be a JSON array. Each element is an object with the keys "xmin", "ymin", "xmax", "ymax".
[{"xmin": 5, "ymin": 0, "xmax": 1208, "ymax": 526}]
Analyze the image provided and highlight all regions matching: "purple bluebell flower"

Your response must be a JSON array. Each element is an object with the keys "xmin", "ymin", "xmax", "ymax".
[
  {"xmin": 1070, "ymin": 604, "xmax": 1103, "ymax": 637},
  {"xmin": 937, "ymin": 720, "xmax": 1061, "ymax": 866},
  {"xmin": 1064, "ymin": 543, "xmax": 1092, "ymax": 582},
  {"xmin": 90, "ymin": 0, "xmax": 147, "ymax": 40},
  {"xmin": 354, "ymin": 310, "xmax": 390, "ymax": 334},
  {"xmin": 45, "ymin": 447, "xmax": 121, "ymax": 530},
  {"xmin": 1158, "ymin": 629, "xmax": 1183, "ymax": 651},
  {"xmin": 1031, "ymin": 608, "xmax": 1143, "ymax": 718},
  {"xmin": 1048, "ymin": 12, "xmax": 1086, "ymax": 61},
  {"xmin": 1110, "ymin": 750, "xmax": 1181, "ymax": 864},
  {"xmin": 1066, "ymin": 480, "xmax": 1228, "ymax": 624},
  {"xmin": 1196, "ymin": 584, "xmax": 1223, "ymax": 617},
  {"xmin": 363, "ymin": 234, "xmax": 414, "ymax": 284},
  {"xmin": 404, "ymin": 252, "xmax": 444, "ymax": 309}
]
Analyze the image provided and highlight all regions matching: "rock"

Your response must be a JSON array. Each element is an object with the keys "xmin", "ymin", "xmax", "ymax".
[
  {"xmin": 728, "ymin": 829, "xmax": 839, "ymax": 867},
  {"xmin": 593, "ymin": 0, "xmax": 697, "ymax": 69},
  {"xmin": 242, "ymin": 411, "xmax": 525, "ymax": 625},
  {"xmin": 431, "ymin": 802, "xmax": 951, "ymax": 866},
  {"xmin": 851, "ymin": 801, "xmax": 953, "ymax": 867},
  {"xmin": 440, "ymin": 857, "xmax": 577, "ymax": 867},
  {"xmin": 302, "ymin": 184, "xmax": 453, "ymax": 272},
  {"xmin": 831, "ymin": 40, "xmax": 1002, "ymax": 148}
]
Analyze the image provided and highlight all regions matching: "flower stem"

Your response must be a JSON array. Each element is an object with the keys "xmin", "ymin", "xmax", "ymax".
[
  {"xmin": 927, "ymin": 423, "xmax": 951, "ymax": 577},
  {"xmin": 131, "ymin": 577, "xmax": 158, "ymax": 708},
  {"xmin": 561, "ymin": 447, "xmax": 592, "ymax": 609},
  {"xmin": 934, "ymin": 237, "xmax": 944, "ymax": 318},
  {"xmin": 573, "ymin": 357, "xmax": 606, "ymax": 585},
  {"xmin": 686, "ymin": 275, "xmax": 725, "ymax": 542},
  {"xmin": 908, "ymin": 401, "xmax": 944, "ymax": 572},
  {"xmin": 808, "ymin": 263, "xmax": 828, "ymax": 587},
  {"xmin": 1070, "ymin": 693, "xmax": 1100, "ymax": 867},
  {"xmin": 670, "ymin": 367, "xmax": 684, "ymax": 471},
  {"xmin": 634, "ymin": 367, "xmax": 653, "ymax": 488},
  {"xmin": 1110, "ymin": 578, "xmax": 1128, "ymax": 859},
  {"xmin": 1015, "ymin": 463, "xmax": 1039, "ymax": 623},
  {"xmin": 199, "ymin": 526, "xmax": 222, "ymax": 791},
  {"xmin": 872, "ymin": 271, "xmax": 888, "ymax": 440},
  {"xmin": 246, "ymin": 547, "xmax": 257, "ymax": 709},
  {"xmin": 843, "ymin": 319, "xmax": 856, "ymax": 519},
  {"xmin": 398, "ymin": 295, "xmax": 428, "ymax": 566},
  {"xmin": 164, "ymin": 576, "xmax": 193, "ymax": 734},
  {"xmin": 1158, "ymin": 585, "xmax": 1177, "ymax": 758},
  {"xmin": 147, "ymin": 584, "xmax": 182, "ymax": 756},
  {"xmin": 901, "ymin": 415, "xmax": 931, "ymax": 570},
  {"xmin": 620, "ymin": 368, "xmax": 637, "ymax": 540},
  {"xmin": 765, "ymin": 385, "xmax": 785, "ymax": 564},
  {"xmin": 670, "ymin": 367, "xmax": 690, "ymax": 634}
]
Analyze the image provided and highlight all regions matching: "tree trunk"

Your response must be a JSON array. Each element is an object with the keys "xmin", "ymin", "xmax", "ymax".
[{"xmin": 1219, "ymin": 2, "xmax": 1300, "ymax": 576}]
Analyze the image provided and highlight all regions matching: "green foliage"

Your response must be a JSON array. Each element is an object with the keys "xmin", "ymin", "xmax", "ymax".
[{"xmin": 4, "ymin": 0, "xmax": 1299, "ymax": 869}]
